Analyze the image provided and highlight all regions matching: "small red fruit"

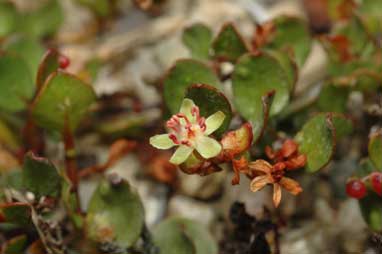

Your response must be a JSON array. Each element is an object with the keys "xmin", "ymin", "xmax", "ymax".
[
  {"xmin": 371, "ymin": 172, "xmax": 382, "ymax": 196},
  {"xmin": 346, "ymin": 179, "xmax": 366, "ymax": 199},
  {"xmin": 59, "ymin": 55, "xmax": 70, "ymax": 69}
]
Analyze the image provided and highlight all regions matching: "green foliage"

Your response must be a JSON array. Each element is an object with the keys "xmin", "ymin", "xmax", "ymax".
[
  {"xmin": 182, "ymin": 23, "xmax": 213, "ymax": 60},
  {"xmin": 211, "ymin": 23, "xmax": 249, "ymax": 62},
  {"xmin": 0, "ymin": 3, "xmax": 17, "ymax": 38},
  {"xmin": 359, "ymin": 192, "xmax": 382, "ymax": 231},
  {"xmin": 0, "ymin": 52, "xmax": 34, "ymax": 112},
  {"xmin": 4, "ymin": 36, "xmax": 45, "ymax": 79},
  {"xmin": 1, "ymin": 203, "xmax": 32, "ymax": 226},
  {"xmin": 369, "ymin": 132, "xmax": 382, "ymax": 170},
  {"xmin": 232, "ymin": 52, "xmax": 289, "ymax": 136},
  {"xmin": 153, "ymin": 217, "xmax": 218, "ymax": 254},
  {"xmin": 163, "ymin": 59, "xmax": 220, "ymax": 114},
  {"xmin": 22, "ymin": 152, "xmax": 62, "ymax": 199},
  {"xmin": 295, "ymin": 113, "xmax": 335, "ymax": 172},
  {"xmin": 2, "ymin": 234, "xmax": 28, "ymax": 254},
  {"xmin": 317, "ymin": 84, "xmax": 349, "ymax": 113},
  {"xmin": 266, "ymin": 16, "xmax": 312, "ymax": 67},
  {"xmin": 76, "ymin": 0, "xmax": 112, "ymax": 17},
  {"xmin": 185, "ymin": 84, "xmax": 232, "ymax": 136},
  {"xmin": 32, "ymin": 71, "xmax": 96, "ymax": 132},
  {"xmin": 86, "ymin": 178, "xmax": 145, "ymax": 249}
]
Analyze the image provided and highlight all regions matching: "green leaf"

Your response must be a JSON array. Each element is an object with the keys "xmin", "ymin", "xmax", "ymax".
[
  {"xmin": 232, "ymin": 52, "xmax": 289, "ymax": 135},
  {"xmin": 76, "ymin": 0, "xmax": 111, "ymax": 17},
  {"xmin": 153, "ymin": 217, "xmax": 218, "ymax": 254},
  {"xmin": 32, "ymin": 71, "xmax": 96, "ymax": 132},
  {"xmin": 295, "ymin": 113, "xmax": 335, "ymax": 172},
  {"xmin": 211, "ymin": 22, "xmax": 249, "ymax": 62},
  {"xmin": 331, "ymin": 113, "xmax": 353, "ymax": 140},
  {"xmin": 266, "ymin": 16, "xmax": 312, "ymax": 67},
  {"xmin": 4, "ymin": 36, "xmax": 45, "ymax": 80},
  {"xmin": 369, "ymin": 132, "xmax": 382, "ymax": 170},
  {"xmin": 22, "ymin": 152, "xmax": 62, "ymax": 198},
  {"xmin": 2, "ymin": 234, "xmax": 28, "ymax": 254},
  {"xmin": 35, "ymin": 49, "xmax": 61, "ymax": 90},
  {"xmin": 86, "ymin": 177, "xmax": 144, "ymax": 249},
  {"xmin": 317, "ymin": 84, "xmax": 349, "ymax": 113},
  {"xmin": 182, "ymin": 23, "xmax": 213, "ymax": 60},
  {"xmin": 185, "ymin": 84, "xmax": 232, "ymax": 136},
  {"xmin": 359, "ymin": 192, "xmax": 382, "ymax": 231},
  {"xmin": 19, "ymin": 0, "xmax": 63, "ymax": 38},
  {"xmin": 0, "ymin": 52, "xmax": 34, "ymax": 112},
  {"xmin": 0, "ymin": 202, "xmax": 32, "ymax": 226},
  {"xmin": 163, "ymin": 59, "xmax": 220, "ymax": 114},
  {"xmin": 358, "ymin": 0, "xmax": 382, "ymax": 36},
  {"xmin": 265, "ymin": 49, "xmax": 297, "ymax": 92},
  {"xmin": 0, "ymin": 2, "xmax": 17, "ymax": 37}
]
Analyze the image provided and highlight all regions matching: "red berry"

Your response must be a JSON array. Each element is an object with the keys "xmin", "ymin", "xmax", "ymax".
[
  {"xmin": 346, "ymin": 180, "xmax": 366, "ymax": 199},
  {"xmin": 371, "ymin": 172, "xmax": 382, "ymax": 196},
  {"xmin": 59, "ymin": 55, "xmax": 70, "ymax": 69}
]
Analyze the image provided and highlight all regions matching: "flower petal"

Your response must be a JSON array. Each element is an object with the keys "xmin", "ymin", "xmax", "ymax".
[
  {"xmin": 169, "ymin": 145, "xmax": 194, "ymax": 165},
  {"xmin": 248, "ymin": 159, "xmax": 273, "ymax": 174},
  {"xmin": 250, "ymin": 175, "xmax": 270, "ymax": 192},
  {"xmin": 273, "ymin": 184, "xmax": 282, "ymax": 207},
  {"xmin": 195, "ymin": 136, "xmax": 222, "ymax": 159},
  {"xmin": 279, "ymin": 177, "xmax": 303, "ymax": 195},
  {"xmin": 205, "ymin": 111, "xmax": 225, "ymax": 135},
  {"xmin": 179, "ymin": 98, "xmax": 195, "ymax": 121},
  {"xmin": 150, "ymin": 134, "xmax": 175, "ymax": 149}
]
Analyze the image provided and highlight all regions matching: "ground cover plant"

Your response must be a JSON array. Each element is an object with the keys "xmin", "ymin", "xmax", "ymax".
[{"xmin": 1, "ymin": 0, "xmax": 382, "ymax": 253}]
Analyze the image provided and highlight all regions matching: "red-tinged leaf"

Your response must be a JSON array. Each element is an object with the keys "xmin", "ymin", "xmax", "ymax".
[
  {"xmin": 221, "ymin": 123, "xmax": 253, "ymax": 159},
  {"xmin": 0, "ymin": 202, "xmax": 32, "ymax": 226},
  {"xmin": 252, "ymin": 21, "xmax": 275, "ymax": 51}
]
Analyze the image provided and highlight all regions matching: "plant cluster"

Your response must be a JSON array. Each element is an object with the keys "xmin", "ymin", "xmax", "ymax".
[{"xmin": 1, "ymin": 0, "xmax": 382, "ymax": 253}]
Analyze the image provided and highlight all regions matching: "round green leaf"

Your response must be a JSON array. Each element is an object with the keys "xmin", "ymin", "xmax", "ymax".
[
  {"xmin": 211, "ymin": 22, "xmax": 249, "ymax": 62},
  {"xmin": 331, "ymin": 113, "xmax": 353, "ymax": 140},
  {"xmin": 32, "ymin": 71, "xmax": 96, "ymax": 132},
  {"xmin": 369, "ymin": 132, "xmax": 382, "ymax": 170},
  {"xmin": 163, "ymin": 59, "xmax": 220, "ymax": 114},
  {"xmin": 266, "ymin": 16, "xmax": 312, "ymax": 67},
  {"xmin": 4, "ymin": 36, "xmax": 45, "ymax": 80},
  {"xmin": 19, "ymin": 0, "xmax": 63, "ymax": 38},
  {"xmin": 0, "ymin": 2, "xmax": 17, "ymax": 37},
  {"xmin": 232, "ymin": 52, "xmax": 290, "ymax": 134},
  {"xmin": 22, "ymin": 152, "xmax": 62, "ymax": 199},
  {"xmin": 86, "ymin": 178, "xmax": 144, "ymax": 249},
  {"xmin": 182, "ymin": 23, "xmax": 213, "ymax": 60},
  {"xmin": 185, "ymin": 84, "xmax": 232, "ymax": 136},
  {"xmin": 153, "ymin": 217, "xmax": 218, "ymax": 254},
  {"xmin": 295, "ymin": 113, "xmax": 335, "ymax": 172},
  {"xmin": 0, "ymin": 52, "xmax": 34, "ymax": 112},
  {"xmin": 35, "ymin": 49, "xmax": 61, "ymax": 90}
]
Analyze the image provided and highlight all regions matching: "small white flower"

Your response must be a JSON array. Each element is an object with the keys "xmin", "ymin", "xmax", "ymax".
[{"xmin": 150, "ymin": 99, "xmax": 225, "ymax": 165}]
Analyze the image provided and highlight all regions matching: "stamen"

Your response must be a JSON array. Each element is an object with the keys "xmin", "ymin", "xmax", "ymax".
[
  {"xmin": 198, "ymin": 117, "xmax": 206, "ymax": 131},
  {"xmin": 169, "ymin": 134, "xmax": 180, "ymax": 144},
  {"xmin": 181, "ymin": 140, "xmax": 191, "ymax": 146},
  {"xmin": 191, "ymin": 106, "xmax": 200, "ymax": 119},
  {"xmin": 176, "ymin": 113, "xmax": 190, "ymax": 124}
]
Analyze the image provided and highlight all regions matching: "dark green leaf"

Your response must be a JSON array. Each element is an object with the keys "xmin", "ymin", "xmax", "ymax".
[
  {"xmin": 1, "ymin": 202, "xmax": 31, "ymax": 226},
  {"xmin": 185, "ymin": 84, "xmax": 232, "ymax": 136},
  {"xmin": 182, "ymin": 23, "xmax": 213, "ymax": 60},
  {"xmin": 317, "ymin": 84, "xmax": 349, "ymax": 113},
  {"xmin": 232, "ymin": 52, "xmax": 289, "ymax": 136},
  {"xmin": 0, "ymin": 52, "xmax": 34, "ymax": 112},
  {"xmin": 331, "ymin": 113, "xmax": 353, "ymax": 140},
  {"xmin": 86, "ymin": 177, "xmax": 144, "ymax": 249},
  {"xmin": 295, "ymin": 113, "xmax": 335, "ymax": 172},
  {"xmin": 32, "ymin": 71, "xmax": 96, "ymax": 132},
  {"xmin": 211, "ymin": 23, "xmax": 249, "ymax": 62},
  {"xmin": 359, "ymin": 192, "xmax": 382, "ymax": 231},
  {"xmin": 163, "ymin": 59, "xmax": 220, "ymax": 114},
  {"xmin": 2, "ymin": 234, "xmax": 28, "ymax": 254},
  {"xmin": 266, "ymin": 16, "xmax": 312, "ymax": 67},
  {"xmin": 153, "ymin": 217, "xmax": 218, "ymax": 254},
  {"xmin": 22, "ymin": 152, "xmax": 62, "ymax": 198}
]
